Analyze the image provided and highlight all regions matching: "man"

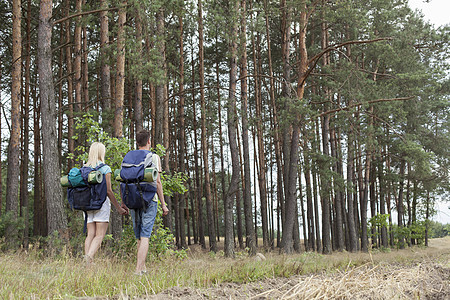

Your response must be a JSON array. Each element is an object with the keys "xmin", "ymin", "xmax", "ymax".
[{"xmin": 121, "ymin": 130, "xmax": 169, "ymax": 275}]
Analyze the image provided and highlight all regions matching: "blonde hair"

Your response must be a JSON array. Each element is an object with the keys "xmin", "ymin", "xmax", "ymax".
[{"xmin": 85, "ymin": 142, "xmax": 106, "ymax": 167}]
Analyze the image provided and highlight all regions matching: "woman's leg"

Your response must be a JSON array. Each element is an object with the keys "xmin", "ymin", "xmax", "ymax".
[
  {"xmin": 86, "ymin": 222, "xmax": 109, "ymax": 259},
  {"xmin": 85, "ymin": 222, "xmax": 96, "ymax": 255}
]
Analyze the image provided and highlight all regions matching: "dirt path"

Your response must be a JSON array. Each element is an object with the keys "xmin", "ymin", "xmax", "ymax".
[{"xmin": 146, "ymin": 237, "xmax": 450, "ymax": 300}]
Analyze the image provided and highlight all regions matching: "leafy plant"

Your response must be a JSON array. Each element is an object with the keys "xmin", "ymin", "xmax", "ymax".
[{"xmin": 67, "ymin": 113, "xmax": 188, "ymax": 259}]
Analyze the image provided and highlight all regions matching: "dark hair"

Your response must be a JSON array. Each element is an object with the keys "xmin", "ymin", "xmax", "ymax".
[{"xmin": 136, "ymin": 130, "xmax": 151, "ymax": 147}]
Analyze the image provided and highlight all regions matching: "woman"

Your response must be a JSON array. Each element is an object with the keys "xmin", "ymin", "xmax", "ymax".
[{"xmin": 83, "ymin": 142, "xmax": 128, "ymax": 264}]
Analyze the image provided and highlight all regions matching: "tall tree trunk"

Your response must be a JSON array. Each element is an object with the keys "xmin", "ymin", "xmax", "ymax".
[
  {"xmin": 279, "ymin": 0, "xmax": 292, "ymax": 248},
  {"xmin": 33, "ymin": 81, "xmax": 46, "ymax": 236},
  {"xmin": 303, "ymin": 152, "xmax": 315, "ymax": 251},
  {"xmin": 177, "ymin": 14, "xmax": 187, "ymax": 249},
  {"xmin": 0, "ymin": 66, "xmax": 2, "ymax": 217},
  {"xmin": 99, "ymin": 0, "xmax": 112, "ymax": 120},
  {"xmin": 134, "ymin": 15, "xmax": 144, "ymax": 134},
  {"xmin": 298, "ymin": 166, "xmax": 308, "ymax": 251},
  {"xmin": 281, "ymin": 1, "xmax": 307, "ymax": 254},
  {"xmin": 319, "ymin": 15, "xmax": 332, "ymax": 254},
  {"xmin": 251, "ymin": 13, "xmax": 269, "ymax": 249},
  {"xmin": 65, "ymin": 0, "xmax": 74, "ymax": 169},
  {"xmin": 6, "ymin": 0, "xmax": 22, "ymax": 247},
  {"xmin": 346, "ymin": 111, "xmax": 358, "ymax": 252},
  {"xmin": 154, "ymin": 7, "xmax": 165, "ymax": 145},
  {"xmin": 82, "ymin": 25, "xmax": 89, "ymax": 110},
  {"xmin": 236, "ymin": 127, "xmax": 244, "ymax": 248},
  {"xmin": 313, "ymin": 120, "xmax": 322, "ymax": 252},
  {"xmin": 370, "ymin": 160, "xmax": 377, "ymax": 247},
  {"xmin": 74, "ymin": 0, "xmax": 83, "ymax": 113},
  {"xmin": 20, "ymin": 0, "xmax": 32, "ymax": 249},
  {"xmin": 192, "ymin": 44, "xmax": 205, "ymax": 248},
  {"xmin": 114, "ymin": 1, "xmax": 126, "ymax": 138},
  {"xmin": 330, "ymin": 125, "xmax": 344, "ymax": 251},
  {"xmin": 424, "ymin": 191, "xmax": 430, "ymax": 247},
  {"xmin": 397, "ymin": 159, "xmax": 406, "ymax": 248},
  {"xmin": 377, "ymin": 158, "xmax": 388, "ymax": 247},
  {"xmin": 38, "ymin": 0, "xmax": 68, "ymax": 235},
  {"xmin": 216, "ymin": 37, "xmax": 226, "ymax": 244},
  {"xmin": 224, "ymin": 0, "xmax": 240, "ymax": 258},
  {"xmin": 198, "ymin": 0, "xmax": 216, "ymax": 251},
  {"xmin": 240, "ymin": 0, "xmax": 256, "ymax": 256},
  {"xmin": 360, "ymin": 106, "xmax": 373, "ymax": 252}
]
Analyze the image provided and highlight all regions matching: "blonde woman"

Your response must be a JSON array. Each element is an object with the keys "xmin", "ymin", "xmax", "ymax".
[{"xmin": 83, "ymin": 142, "xmax": 128, "ymax": 264}]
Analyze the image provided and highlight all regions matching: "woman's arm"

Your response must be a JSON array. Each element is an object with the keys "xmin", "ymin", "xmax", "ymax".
[{"xmin": 105, "ymin": 172, "xmax": 127, "ymax": 215}]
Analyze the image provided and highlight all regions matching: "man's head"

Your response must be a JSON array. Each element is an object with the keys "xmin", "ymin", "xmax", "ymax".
[{"xmin": 136, "ymin": 130, "xmax": 151, "ymax": 149}]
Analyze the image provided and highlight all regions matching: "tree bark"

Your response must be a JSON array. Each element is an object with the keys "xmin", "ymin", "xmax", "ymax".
[
  {"xmin": 6, "ymin": 0, "xmax": 22, "ymax": 247},
  {"xmin": 192, "ymin": 43, "xmax": 205, "ymax": 247},
  {"xmin": 65, "ymin": 0, "xmax": 74, "ymax": 169},
  {"xmin": 99, "ymin": 0, "xmax": 112, "ymax": 129},
  {"xmin": 154, "ymin": 7, "xmax": 165, "ymax": 145},
  {"xmin": 198, "ymin": 0, "xmax": 216, "ymax": 251},
  {"xmin": 177, "ymin": 14, "xmax": 187, "ymax": 249},
  {"xmin": 397, "ymin": 159, "xmax": 406, "ymax": 248},
  {"xmin": 251, "ymin": 11, "xmax": 269, "ymax": 249},
  {"xmin": 74, "ymin": 0, "xmax": 83, "ymax": 113},
  {"xmin": 134, "ymin": 14, "xmax": 144, "ymax": 134},
  {"xmin": 240, "ymin": 0, "xmax": 256, "ymax": 256},
  {"xmin": 114, "ymin": 1, "xmax": 126, "ymax": 138},
  {"xmin": 20, "ymin": 0, "xmax": 32, "ymax": 249},
  {"xmin": 33, "ymin": 82, "xmax": 47, "ymax": 236},
  {"xmin": 224, "ymin": 0, "xmax": 240, "ymax": 258},
  {"xmin": 38, "ymin": 0, "xmax": 68, "ymax": 235},
  {"xmin": 346, "ymin": 110, "xmax": 358, "ymax": 252},
  {"xmin": 281, "ymin": 1, "xmax": 307, "ymax": 254},
  {"xmin": 82, "ymin": 25, "xmax": 89, "ymax": 110},
  {"xmin": 378, "ymin": 158, "xmax": 388, "ymax": 247},
  {"xmin": 0, "ymin": 66, "xmax": 2, "ymax": 217}
]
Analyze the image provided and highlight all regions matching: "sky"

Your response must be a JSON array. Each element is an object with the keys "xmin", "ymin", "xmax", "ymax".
[
  {"xmin": 408, "ymin": 0, "xmax": 450, "ymax": 224},
  {"xmin": 408, "ymin": 0, "xmax": 450, "ymax": 27}
]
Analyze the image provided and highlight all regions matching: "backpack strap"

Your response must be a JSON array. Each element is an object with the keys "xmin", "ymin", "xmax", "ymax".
[
  {"xmin": 135, "ymin": 181, "xmax": 147, "ymax": 208},
  {"xmin": 83, "ymin": 211, "xmax": 88, "ymax": 233}
]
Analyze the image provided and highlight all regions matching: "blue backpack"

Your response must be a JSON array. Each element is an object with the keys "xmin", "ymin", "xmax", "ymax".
[
  {"xmin": 67, "ymin": 163, "xmax": 107, "ymax": 211},
  {"xmin": 120, "ymin": 150, "xmax": 157, "ymax": 209}
]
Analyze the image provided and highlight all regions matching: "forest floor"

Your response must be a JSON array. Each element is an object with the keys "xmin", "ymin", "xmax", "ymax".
[{"xmin": 142, "ymin": 237, "xmax": 450, "ymax": 300}]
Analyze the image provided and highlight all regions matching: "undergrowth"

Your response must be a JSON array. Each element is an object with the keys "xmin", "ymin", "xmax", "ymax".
[{"xmin": 1, "ymin": 237, "xmax": 449, "ymax": 299}]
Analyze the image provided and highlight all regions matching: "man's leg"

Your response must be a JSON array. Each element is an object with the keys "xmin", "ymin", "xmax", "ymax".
[{"xmin": 136, "ymin": 237, "xmax": 149, "ymax": 273}]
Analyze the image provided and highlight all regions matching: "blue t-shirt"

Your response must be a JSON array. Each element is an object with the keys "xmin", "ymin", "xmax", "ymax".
[{"xmin": 97, "ymin": 163, "xmax": 111, "ymax": 175}]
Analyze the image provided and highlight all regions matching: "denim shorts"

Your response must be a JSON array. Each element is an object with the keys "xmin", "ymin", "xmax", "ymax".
[{"xmin": 130, "ymin": 200, "xmax": 158, "ymax": 239}]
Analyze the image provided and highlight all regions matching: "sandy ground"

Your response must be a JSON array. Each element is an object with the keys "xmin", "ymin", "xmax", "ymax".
[{"xmin": 143, "ymin": 237, "xmax": 450, "ymax": 300}]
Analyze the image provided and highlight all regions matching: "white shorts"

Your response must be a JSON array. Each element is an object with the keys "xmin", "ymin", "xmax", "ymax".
[{"xmin": 86, "ymin": 198, "xmax": 111, "ymax": 223}]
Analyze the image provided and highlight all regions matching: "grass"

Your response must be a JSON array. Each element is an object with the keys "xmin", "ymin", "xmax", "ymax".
[{"xmin": 1, "ymin": 236, "xmax": 449, "ymax": 299}]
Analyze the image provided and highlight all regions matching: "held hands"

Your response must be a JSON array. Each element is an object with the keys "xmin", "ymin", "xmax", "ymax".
[{"xmin": 119, "ymin": 203, "xmax": 129, "ymax": 215}]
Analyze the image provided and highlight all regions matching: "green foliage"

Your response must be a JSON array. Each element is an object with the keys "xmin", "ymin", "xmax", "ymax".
[
  {"xmin": 68, "ymin": 113, "xmax": 131, "ymax": 172},
  {"xmin": 368, "ymin": 213, "xmax": 390, "ymax": 239},
  {"xmin": 67, "ymin": 114, "xmax": 188, "ymax": 259},
  {"xmin": 392, "ymin": 222, "xmax": 427, "ymax": 248},
  {"xmin": 429, "ymin": 221, "xmax": 450, "ymax": 238},
  {"xmin": 0, "ymin": 211, "xmax": 25, "ymax": 250}
]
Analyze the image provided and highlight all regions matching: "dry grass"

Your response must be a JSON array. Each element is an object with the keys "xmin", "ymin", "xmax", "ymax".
[{"xmin": 1, "ymin": 237, "xmax": 449, "ymax": 299}]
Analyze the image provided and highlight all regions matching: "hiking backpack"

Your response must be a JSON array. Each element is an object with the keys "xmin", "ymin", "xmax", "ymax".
[
  {"xmin": 67, "ymin": 163, "xmax": 108, "ymax": 212},
  {"xmin": 119, "ymin": 150, "xmax": 157, "ymax": 209}
]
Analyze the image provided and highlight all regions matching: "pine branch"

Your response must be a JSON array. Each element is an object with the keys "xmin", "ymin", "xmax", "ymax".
[
  {"xmin": 299, "ymin": 37, "xmax": 393, "ymax": 86},
  {"xmin": 52, "ymin": 7, "xmax": 121, "ymax": 25},
  {"xmin": 317, "ymin": 96, "xmax": 414, "ymax": 118}
]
